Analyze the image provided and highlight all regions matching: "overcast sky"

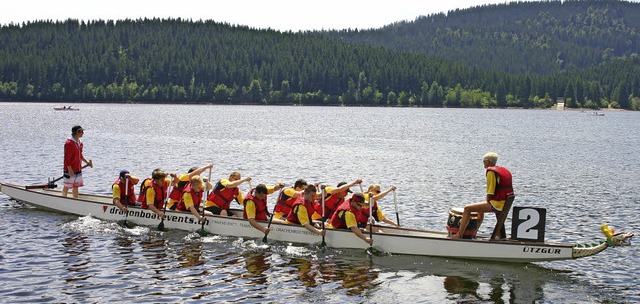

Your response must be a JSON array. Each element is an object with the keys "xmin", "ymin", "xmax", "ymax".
[{"xmin": 0, "ymin": 0, "xmax": 553, "ymax": 31}]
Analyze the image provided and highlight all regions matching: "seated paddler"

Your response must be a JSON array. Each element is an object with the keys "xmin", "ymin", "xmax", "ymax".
[
  {"xmin": 285, "ymin": 184, "xmax": 325, "ymax": 237},
  {"xmin": 313, "ymin": 179, "xmax": 362, "ymax": 221},
  {"xmin": 244, "ymin": 183, "xmax": 286, "ymax": 234},
  {"xmin": 205, "ymin": 171, "xmax": 251, "ymax": 217},
  {"xmin": 138, "ymin": 169, "xmax": 172, "ymax": 219},
  {"xmin": 112, "ymin": 169, "xmax": 140, "ymax": 213},
  {"xmin": 273, "ymin": 178, "xmax": 307, "ymax": 220},
  {"xmin": 327, "ymin": 193, "xmax": 372, "ymax": 245},
  {"xmin": 358, "ymin": 184, "xmax": 400, "ymax": 232},
  {"xmin": 175, "ymin": 175, "xmax": 213, "ymax": 222},
  {"xmin": 167, "ymin": 163, "xmax": 213, "ymax": 210}
]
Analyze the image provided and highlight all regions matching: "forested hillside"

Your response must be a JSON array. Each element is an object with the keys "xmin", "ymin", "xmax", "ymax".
[
  {"xmin": 325, "ymin": 0, "xmax": 640, "ymax": 75},
  {"xmin": 1, "ymin": 0, "xmax": 640, "ymax": 110}
]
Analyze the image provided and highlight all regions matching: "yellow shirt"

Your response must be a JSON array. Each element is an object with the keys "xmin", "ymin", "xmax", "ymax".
[
  {"xmin": 486, "ymin": 170, "xmax": 505, "ymax": 211},
  {"xmin": 112, "ymin": 184, "xmax": 122, "ymax": 199},
  {"xmin": 286, "ymin": 204, "xmax": 311, "ymax": 226},
  {"xmin": 181, "ymin": 191, "xmax": 199, "ymax": 210}
]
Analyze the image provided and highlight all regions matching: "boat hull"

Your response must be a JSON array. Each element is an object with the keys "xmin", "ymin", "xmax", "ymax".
[{"xmin": 0, "ymin": 183, "xmax": 578, "ymax": 262}]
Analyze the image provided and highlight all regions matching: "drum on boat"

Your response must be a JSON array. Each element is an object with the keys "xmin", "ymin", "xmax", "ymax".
[{"xmin": 446, "ymin": 207, "xmax": 479, "ymax": 239}]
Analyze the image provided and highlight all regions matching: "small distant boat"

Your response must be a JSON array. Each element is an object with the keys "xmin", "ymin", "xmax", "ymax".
[
  {"xmin": 54, "ymin": 106, "xmax": 79, "ymax": 111},
  {"xmin": 589, "ymin": 111, "xmax": 605, "ymax": 116}
]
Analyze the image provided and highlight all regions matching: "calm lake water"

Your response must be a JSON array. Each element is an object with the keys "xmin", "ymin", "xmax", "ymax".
[{"xmin": 0, "ymin": 102, "xmax": 638, "ymax": 303}]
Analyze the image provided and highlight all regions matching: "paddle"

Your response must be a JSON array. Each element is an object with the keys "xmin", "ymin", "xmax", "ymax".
[
  {"xmin": 262, "ymin": 184, "xmax": 283, "ymax": 243},
  {"xmin": 26, "ymin": 161, "xmax": 92, "ymax": 189},
  {"xmin": 118, "ymin": 177, "xmax": 133, "ymax": 228},
  {"xmin": 320, "ymin": 187, "xmax": 327, "ymax": 249},
  {"xmin": 157, "ymin": 176, "xmax": 173, "ymax": 231},
  {"xmin": 198, "ymin": 167, "xmax": 212, "ymax": 237},
  {"xmin": 393, "ymin": 189, "xmax": 400, "ymax": 227},
  {"xmin": 366, "ymin": 194, "xmax": 374, "ymax": 256}
]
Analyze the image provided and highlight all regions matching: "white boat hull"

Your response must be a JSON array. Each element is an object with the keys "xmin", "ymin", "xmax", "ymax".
[{"xmin": 0, "ymin": 183, "xmax": 606, "ymax": 263}]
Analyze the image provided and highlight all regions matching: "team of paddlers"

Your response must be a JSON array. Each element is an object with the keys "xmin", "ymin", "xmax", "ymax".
[{"xmin": 111, "ymin": 164, "xmax": 399, "ymax": 244}]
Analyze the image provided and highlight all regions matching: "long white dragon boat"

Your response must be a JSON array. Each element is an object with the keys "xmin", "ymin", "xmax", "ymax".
[{"xmin": 0, "ymin": 182, "xmax": 633, "ymax": 263}]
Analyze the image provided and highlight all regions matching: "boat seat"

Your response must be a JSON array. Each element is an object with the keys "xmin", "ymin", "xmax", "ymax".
[{"xmin": 491, "ymin": 195, "xmax": 515, "ymax": 240}]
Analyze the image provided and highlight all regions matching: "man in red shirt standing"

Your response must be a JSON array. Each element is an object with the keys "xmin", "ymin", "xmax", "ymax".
[{"xmin": 62, "ymin": 125, "xmax": 92, "ymax": 198}]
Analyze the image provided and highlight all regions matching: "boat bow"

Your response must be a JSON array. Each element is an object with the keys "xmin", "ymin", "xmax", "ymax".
[{"xmin": 572, "ymin": 224, "xmax": 633, "ymax": 258}]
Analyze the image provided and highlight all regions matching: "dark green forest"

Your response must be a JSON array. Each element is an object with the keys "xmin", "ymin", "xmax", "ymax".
[{"xmin": 1, "ymin": 0, "xmax": 640, "ymax": 110}]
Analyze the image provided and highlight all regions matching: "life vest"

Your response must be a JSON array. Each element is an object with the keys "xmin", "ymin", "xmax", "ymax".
[
  {"xmin": 138, "ymin": 178, "xmax": 167, "ymax": 209},
  {"xmin": 357, "ymin": 200, "xmax": 380, "ymax": 224},
  {"xmin": 318, "ymin": 192, "xmax": 343, "ymax": 219},
  {"xmin": 169, "ymin": 174, "xmax": 190, "ymax": 201},
  {"xmin": 112, "ymin": 178, "xmax": 136, "ymax": 206},
  {"xmin": 274, "ymin": 187, "xmax": 296, "ymax": 215},
  {"xmin": 206, "ymin": 180, "xmax": 239, "ymax": 210},
  {"xmin": 329, "ymin": 199, "xmax": 362, "ymax": 229},
  {"xmin": 176, "ymin": 184, "xmax": 204, "ymax": 212},
  {"xmin": 486, "ymin": 166, "xmax": 514, "ymax": 201},
  {"xmin": 286, "ymin": 195, "xmax": 315, "ymax": 225},
  {"xmin": 243, "ymin": 188, "xmax": 269, "ymax": 221}
]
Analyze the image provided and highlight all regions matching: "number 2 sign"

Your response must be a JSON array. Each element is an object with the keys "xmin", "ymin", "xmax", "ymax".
[{"xmin": 511, "ymin": 207, "xmax": 546, "ymax": 242}]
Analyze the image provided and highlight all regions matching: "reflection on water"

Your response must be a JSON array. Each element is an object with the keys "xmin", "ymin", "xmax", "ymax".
[
  {"xmin": 60, "ymin": 232, "xmax": 93, "ymax": 302},
  {"xmin": 443, "ymin": 276, "xmax": 481, "ymax": 302},
  {"xmin": 177, "ymin": 241, "xmax": 205, "ymax": 268},
  {"xmin": 242, "ymin": 252, "xmax": 270, "ymax": 285}
]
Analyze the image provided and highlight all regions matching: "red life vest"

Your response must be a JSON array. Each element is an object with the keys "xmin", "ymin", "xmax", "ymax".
[
  {"xmin": 274, "ymin": 188, "xmax": 296, "ymax": 215},
  {"xmin": 206, "ymin": 180, "xmax": 240, "ymax": 210},
  {"xmin": 112, "ymin": 178, "xmax": 136, "ymax": 206},
  {"xmin": 318, "ymin": 193, "xmax": 343, "ymax": 219},
  {"xmin": 176, "ymin": 184, "xmax": 204, "ymax": 212},
  {"xmin": 357, "ymin": 200, "xmax": 380, "ymax": 224},
  {"xmin": 139, "ymin": 178, "xmax": 167, "ymax": 209},
  {"xmin": 329, "ymin": 199, "xmax": 362, "ymax": 229},
  {"xmin": 169, "ymin": 175, "xmax": 190, "ymax": 201},
  {"xmin": 286, "ymin": 195, "xmax": 316, "ymax": 225},
  {"xmin": 243, "ymin": 188, "xmax": 269, "ymax": 221},
  {"xmin": 486, "ymin": 166, "xmax": 514, "ymax": 201}
]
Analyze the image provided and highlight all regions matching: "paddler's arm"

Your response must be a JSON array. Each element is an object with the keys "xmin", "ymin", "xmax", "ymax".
[
  {"xmin": 373, "ymin": 185, "xmax": 397, "ymax": 201},
  {"xmin": 349, "ymin": 226, "xmax": 372, "ymax": 244},
  {"xmin": 332, "ymin": 178, "xmax": 362, "ymax": 194},
  {"xmin": 188, "ymin": 163, "xmax": 213, "ymax": 179},
  {"xmin": 112, "ymin": 184, "xmax": 127, "ymax": 212},
  {"xmin": 297, "ymin": 206, "xmax": 325, "ymax": 236},
  {"xmin": 303, "ymin": 222, "xmax": 325, "ymax": 236},
  {"xmin": 226, "ymin": 176, "xmax": 251, "ymax": 188},
  {"xmin": 245, "ymin": 200, "xmax": 268, "ymax": 234},
  {"xmin": 346, "ymin": 211, "xmax": 372, "ymax": 244},
  {"xmin": 184, "ymin": 193, "xmax": 204, "ymax": 222}
]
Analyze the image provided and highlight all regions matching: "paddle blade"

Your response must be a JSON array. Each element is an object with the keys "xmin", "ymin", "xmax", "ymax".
[
  {"xmin": 118, "ymin": 220, "xmax": 135, "ymax": 229},
  {"xmin": 262, "ymin": 235, "xmax": 268, "ymax": 243},
  {"xmin": 198, "ymin": 228, "xmax": 208, "ymax": 237},
  {"xmin": 366, "ymin": 246, "xmax": 385, "ymax": 256},
  {"xmin": 157, "ymin": 220, "xmax": 165, "ymax": 231}
]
